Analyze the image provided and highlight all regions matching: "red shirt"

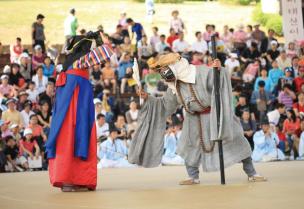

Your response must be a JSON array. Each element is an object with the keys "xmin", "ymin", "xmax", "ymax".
[
  {"xmin": 283, "ymin": 118, "xmax": 301, "ymax": 136},
  {"xmin": 277, "ymin": 131, "xmax": 286, "ymax": 141},
  {"xmin": 294, "ymin": 76, "xmax": 304, "ymax": 93},
  {"xmin": 19, "ymin": 139, "xmax": 37, "ymax": 156},
  {"xmin": 167, "ymin": 35, "xmax": 178, "ymax": 47},
  {"xmin": 293, "ymin": 102, "xmax": 304, "ymax": 113}
]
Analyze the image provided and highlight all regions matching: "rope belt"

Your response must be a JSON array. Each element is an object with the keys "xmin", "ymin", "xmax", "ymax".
[{"xmin": 176, "ymin": 80, "xmax": 215, "ymax": 153}]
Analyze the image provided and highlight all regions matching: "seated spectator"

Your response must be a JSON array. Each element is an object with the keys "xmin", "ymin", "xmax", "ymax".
[
  {"xmin": 277, "ymin": 67, "xmax": 295, "ymax": 92},
  {"xmin": 4, "ymin": 136, "xmax": 28, "ymax": 172},
  {"xmin": 150, "ymin": 26, "xmax": 160, "ymax": 52},
  {"xmin": 42, "ymin": 56, "xmax": 55, "ymax": 78},
  {"xmin": 191, "ymin": 52, "xmax": 203, "ymax": 66},
  {"xmin": 191, "ymin": 31, "xmax": 208, "ymax": 54},
  {"xmin": 26, "ymin": 81, "xmax": 39, "ymax": 103},
  {"xmin": 162, "ymin": 124, "xmax": 184, "ymax": 165},
  {"xmin": 155, "ymin": 34, "xmax": 169, "ymax": 55},
  {"xmin": 250, "ymin": 80, "xmax": 275, "ymax": 120},
  {"xmin": 224, "ymin": 53, "xmax": 240, "ymax": 76},
  {"xmin": 230, "ymin": 66, "xmax": 242, "ymax": 87},
  {"xmin": 111, "ymin": 24, "xmax": 124, "ymax": 45},
  {"xmin": 38, "ymin": 82, "xmax": 55, "ymax": 111},
  {"xmin": 9, "ymin": 63, "xmax": 27, "ymax": 91},
  {"xmin": 254, "ymin": 68, "xmax": 271, "ymax": 92},
  {"xmin": 166, "ymin": 28, "xmax": 178, "ymax": 48},
  {"xmin": 16, "ymin": 91, "xmax": 29, "ymax": 111},
  {"xmin": 96, "ymin": 113, "xmax": 109, "ymax": 142},
  {"xmin": 36, "ymin": 100, "xmax": 52, "ymax": 136},
  {"xmin": 283, "ymin": 109, "xmax": 301, "ymax": 159},
  {"xmin": 232, "ymin": 24, "xmax": 247, "ymax": 54},
  {"xmin": 294, "ymin": 59, "xmax": 304, "ymax": 93},
  {"xmin": 240, "ymin": 42, "xmax": 261, "ymax": 67},
  {"xmin": 242, "ymin": 59, "xmax": 260, "ymax": 83},
  {"xmin": 266, "ymin": 40, "xmax": 280, "ymax": 66},
  {"xmin": 220, "ymin": 25, "xmax": 233, "ymax": 50},
  {"xmin": 172, "ymin": 32, "xmax": 190, "ymax": 53},
  {"xmin": 240, "ymin": 109, "xmax": 257, "ymax": 150},
  {"xmin": 252, "ymin": 118, "xmax": 285, "ymax": 162},
  {"xmin": 32, "ymin": 66, "xmax": 48, "ymax": 94},
  {"xmin": 125, "ymin": 101, "xmax": 138, "ymax": 132},
  {"xmin": 118, "ymin": 53, "xmax": 133, "ymax": 94},
  {"xmin": 90, "ymin": 65, "xmax": 102, "ymax": 86},
  {"xmin": 31, "ymin": 45, "xmax": 45, "ymax": 71},
  {"xmin": 97, "ymin": 126, "xmax": 135, "ymax": 168},
  {"xmin": 119, "ymin": 36, "xmax": 134, "ymax": 56},
  {"xmin": 9, "ymin": 123, "xmax": 21, "ymax": 143},
  {"xmin": 0, "ymin": 120, "xmax": 12, "ymax": 138},
  {"xmin": 278, "ymin": 84, "xmax": 296, "ymax": 109},
  {"xmin": 20, "ymin": 100, "xmax": 34, "ymax": 127},
  {"xmin": 286, "ymin": 41, "xmax": 297, "ymax": 59},
  {"xmin": 235, "ymin": 93, "xmax": 255, "ymax": 119},
  {"xmin": 2, "ymin": 98, "xmax": 23, "ymax": 128},
  {"xmin": 268, "ymin": 60, "xmax": 284, "ymax": 92},
  {"xmin": 251, "ymin": 24, "xmax": 265, "ymax": 46},
  {"xmin": 114, "ymin": 115, "xmax": 128, "ymax": 140},
  {"xmin": 101, "ymin": 60, "xmax": 117, "ymax": 94},
  {"xmin": 276, "ymin": 50, "xmax": 292, "ymax": 71},
  {"xmin": 18, "ymin": 52, "xmax": 32, "ymax": 81},
  {"xmin": 203, "ymin": 24, "xmax": 215, "ymax": 43},
  {"xmin": 267, "ymin": 103, "xmax": 286, "ymax": 129},
  {"xmin": 0, "ymin": 75, "xmax": 14, "ymax": 98},
  {"xmin": 290, "ymin": 56, "xmax": 299, "ymax": 77},
  {"xmin": 10, "ymin": 37, "xmax": 23, "ymax": 63},
  {"xmin": 19, "ymin": 128, "xmax": 40, "ymax": 161},
  {"xmin": 137, "ymin": 35, "xmax": 153, "ymax": 60},
  {"xmin": 293, "ymin": 93, "xmax": 304, "ymax": 117},
  {"xmin": 260, "ymin": 29, "xmax": 277, "ymax": 54}
]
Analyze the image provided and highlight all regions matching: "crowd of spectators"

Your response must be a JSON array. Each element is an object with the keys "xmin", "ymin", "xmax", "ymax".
[{"xmin": 1, "ymin": 8, "xmax": 304, "ymax": 172}]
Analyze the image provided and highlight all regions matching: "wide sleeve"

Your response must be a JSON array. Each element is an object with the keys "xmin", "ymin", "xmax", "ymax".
[
  {"xmin": 128, "ymin": 88, "xmax": 179, "ymax": 167},
  {"xmin": 209, "ymin": 67, "xmax": 244, "ymax": 142}
]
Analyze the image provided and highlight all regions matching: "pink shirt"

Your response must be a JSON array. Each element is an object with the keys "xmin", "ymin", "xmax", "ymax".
[
  {"xmin": 0, "ymin": 84, "xmax": 13, "ymax": 96},
  {"xmin": 233, "ymin": 30, "xmax": 247, "ymax": 43}
]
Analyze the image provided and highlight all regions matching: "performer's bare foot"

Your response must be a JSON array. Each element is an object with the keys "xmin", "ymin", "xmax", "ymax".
[
  {"xmin": 248, "ymin": 174, "xmax": 267, "ymax": 182},
  {"xmin": 179, "ymin": 178, "xmax": 200, "ymax": 185},
  {"xmin": 61, "ymin": 184, "xmax": 94, "ymax": 192}
]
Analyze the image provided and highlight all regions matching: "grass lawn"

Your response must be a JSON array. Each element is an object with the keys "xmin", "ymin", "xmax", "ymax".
[{"xmin": 0, "ymin": 0, "xmax": 254, "ymax": 45}]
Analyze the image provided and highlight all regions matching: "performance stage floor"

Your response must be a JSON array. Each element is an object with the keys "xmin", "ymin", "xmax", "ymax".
[{"xmin": 0, "ymin": 161, "xmax": 303, "ymax": 209}]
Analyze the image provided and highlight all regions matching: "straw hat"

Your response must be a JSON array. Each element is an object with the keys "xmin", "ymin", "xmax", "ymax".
[{"xmin": 147, "ymin": 53, "xmax": 181, "ymax": 71}]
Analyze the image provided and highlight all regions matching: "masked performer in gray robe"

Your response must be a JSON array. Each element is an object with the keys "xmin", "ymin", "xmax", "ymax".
[{"xmin": 128, "ymin": 53, "xmax": 267, "ymax": 185}]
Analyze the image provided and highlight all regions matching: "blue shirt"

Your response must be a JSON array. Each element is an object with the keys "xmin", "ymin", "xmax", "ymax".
[
  {"xmin": 268, "ymin": 68, "xmax": 284, "ymax": 91},
  {"xmin": 132, "ymin": 23, "xmax": 144, "ymax": 42},
  {"xmin": 118, "ymin": 61, "xmax": 133, "ymax": 80},
  {"xmin": 254, "ymin": 77, "xmax": 271, "ymax": 92},
  {"xmin": 42, "ymin": 64, "xmax": 55, "ymax": 77}
]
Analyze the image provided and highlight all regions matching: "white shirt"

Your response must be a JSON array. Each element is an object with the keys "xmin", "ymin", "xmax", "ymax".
[
  {"xmin": 172, "ymin": 39, "xmax": 190, "ymax": 53},
  {"xmin": 21, "ymin": 110, "xmax": 35, "ymax": 127},
  {"xmin": 224, "ymin": 58, "xmax": 240, "ymax": 75},
  {"xmin": 64, "ymin": 14, "xmax": 77, "ymax": 36},
  {"xmin": 191, "ymin": 40, "xmax": 208, "ymax": 54},
  {"xmin": 96, "ymin": 122, "xmax": 109, "ymax": 138},
  {"xmin": 267, "ymin": 109, "xmax": 280, "ymax": 126},
  {"xmin": 32, "ymin": 75, "xmax": 48, "ymax": 94},
  {"xmin": 26, "ymin": 89, "xmax": 39, "ymax": 103},
  {"xmin": 155, "ymin": 42, "xmax": 168, "ymax": 54}
]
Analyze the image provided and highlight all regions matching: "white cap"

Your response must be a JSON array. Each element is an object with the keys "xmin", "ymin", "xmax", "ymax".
[
  {"xmin": 23, "ymin": 128, "xmax": 33, "ymax": 136},
  {"xmin": 3, "ymin": 65, "xmax": 11, "ymax": 74},
  {"xmin": 229, "ymin": 53, "xmax": 238, "ymax": 58},
  {"xmin": 20, "ymin": 52, "xmax": 29, "ymax": 59},
  {"xmin": 34, "ymin": 45, "xmax": 42, "ymax": 50},
  {"xmin": 93, "ymin": 98, "xmax": 102, "ymax": 105},
  {"xmin": 1, "ymin": 75, "xmax": 9, "ymax": 80},
  {"xmin": 9, "ymin": 123, "xmax": 19, "ymax": 129},
  {"xmin": 271, "ymin": 40, "xmax": 278, "ymax": 46}
]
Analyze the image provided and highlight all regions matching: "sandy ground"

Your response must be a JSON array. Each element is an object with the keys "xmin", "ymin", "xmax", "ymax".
[{"xmin": 0, "ymin": 161, "xmax": 303, "ymax": 209}]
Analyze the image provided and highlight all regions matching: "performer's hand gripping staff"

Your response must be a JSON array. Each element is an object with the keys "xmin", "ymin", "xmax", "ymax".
[{"xmin": 133, "ymin": 58, "xmax": 148, "ymax": 103}]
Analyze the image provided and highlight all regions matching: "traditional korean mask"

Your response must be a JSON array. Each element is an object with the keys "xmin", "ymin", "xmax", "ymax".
[{"xmin": 159, "ymin": 66, "xmax": 176, "ymax": 82}]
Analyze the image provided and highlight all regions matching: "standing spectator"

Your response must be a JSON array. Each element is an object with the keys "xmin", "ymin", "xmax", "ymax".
[
  {"xmin": 96, "ymin": 113, "xmax": 109, "ymax": 141},
  {"xmin": 293, "ymin": 93, "xmax": 304, "ymax": 117},
  {"xmin": 155, "ymin": 34, "xmax": 169, "ymax": 55},
  {"xmin": 283, "ymin": 109, "xmax": 301, "ymax": 159},
  {"xmin": 278, "ymin": 84, "xmax": 296, "ymax": 109},
  {"xmin": 294, "ymin": 59, "xmax": 304, "ymax": 93},
  {"xmin": 268, "ymin": 60, "xmax": 284, "ymax": 92},
  {"xmin": 118, "ymin": 12, "xmax": 128, "ymax": 37},
  {"xmin": 202, "ymin": 24, "xmax": 214, "ymax": 43},
  {"xmin": 32, "ymin": 14, "xmax": 46, "ymax": 53},
  {"xmin": 64, "ymin": 8, "xmax": 78, "ymax": 41},
  {"xmin": 191, "ymin": 31, "xmax": 208, "ymax": 55},
  {"xmin": 240, "ymin": 109, "xmax": 257, "ymax": 150},
  {"xmin": 172, "ymin": 32, "xmax": 190, "ymax": 53},
  {"xmin": 260, "ymin": 29, "xmax": 277, "ymax": 54},
  {"xmin": 126, "ymin": 18, "xmax": 145, "ymax": 45},
  {"xmin": 2, "ymin": 99, "xmax": 23, "ymax": 128},
  {"xmin": 254, "ymin": 68, "xmax": 271, "ymax": 92},
  {"xmin": 32, "ymin": 45, "xmax": 45, "ymax": 71},
  {"xmin": 166, "ymin": 28, "xmax": 178, "ymax": 48},
  {"xmin": 276, "ymin": 50, "xmax": 292, "ymax": 71},
  {"xmin": 233, "ymin": 24, "xmax": 247, "ymax": 54},
  {"xmin": 245, "ymin": 25, "xmax": 253, "ymax": 48},
  {"xmin": 252, "ymin": 118, "xmax": 285, "ymax": 162},
  {"xmin": 170, "ymin": 10, "xmax": 185, "ymax": 34},
  {"xmin": 251, "ymin": 24, "xmax": 265, "ymax": 46},
  {"xmin": 220, "ymin": 25, "xmax": 233, "ymax": 50},
  {"xmin": 10, "ymin": 37, "xmax": 23, "ymax": 63},
  {"xmin": 32, "ymin": 66, "xmax": 48, "ymax": 94},
  {"xmin": 101, "ymin": 60, "xmax": 117, "ymax": 94},
  {"xmin": 0, "ymin": 75, "xmax": 14, "ymax": 98},
  {"xmin": 146, "ymin": 0, "xmax": 155, "ymax": 23},
  {"xmin": 150, "ymin": 26, "xmax": 160, "ymax": 52},
  {"xmin": 111, "ymin": 25, "xmax": 125, "ymax": 45}
]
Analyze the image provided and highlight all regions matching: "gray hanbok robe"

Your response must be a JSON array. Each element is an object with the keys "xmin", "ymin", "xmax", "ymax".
[{"xmin": 128, "ymin": 65, "xmax": 252, "ymax": 172}]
